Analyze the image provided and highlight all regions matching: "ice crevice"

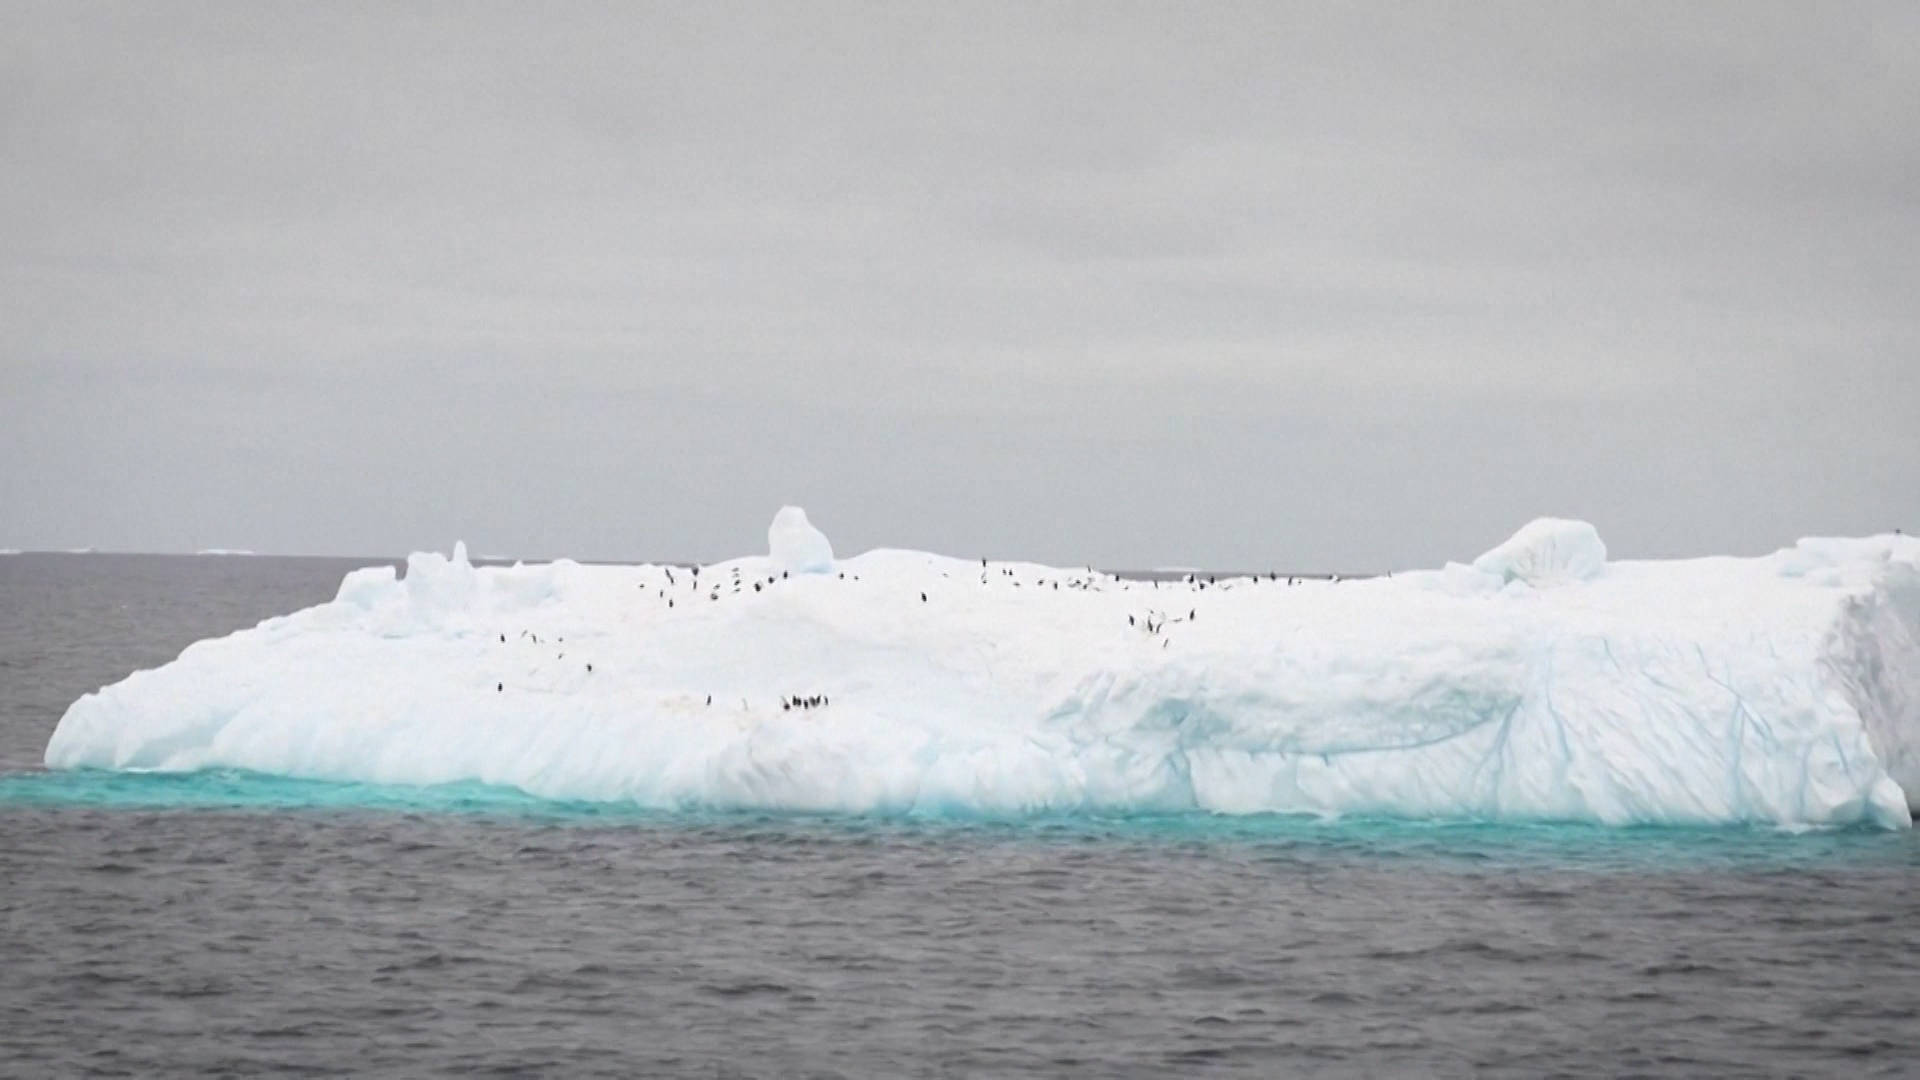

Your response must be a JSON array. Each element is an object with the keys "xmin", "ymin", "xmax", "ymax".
[{"xmin": 41, "ymin": 510, "xmax": 1920, "ymax": 829}]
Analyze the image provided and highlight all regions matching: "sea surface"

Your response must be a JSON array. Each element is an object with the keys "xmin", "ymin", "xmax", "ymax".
[{"xmin": 2, "ymin": 552, "xmax": 1918, "ymax": 1077}]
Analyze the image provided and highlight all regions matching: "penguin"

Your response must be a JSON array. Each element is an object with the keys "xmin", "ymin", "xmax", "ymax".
[
  {"xmin": 1189, "ymin": 609, "xmax": 1195, "ymax": 621},
  {"xmin": 496, "ymin": 683, "xmax": 503, "ymax": 692},
  {"xmin": 499, "ymin": 633, "xmax": 505, "ymax": 643},
  {"xmin": 754, "ymin": 583, "xmax": 762, "ymax": 592},
  {"xmin": 706, "ymin": 695, "xmax": 712, "ymax": 706},
  {"xmin": 1128, "ymin": 614, "xmax": 1135, "ymax": 626},
  {"xmin": 921, "ymin": 592, "xmax": 927, "ymax": 602},
  {"xmin": 586, "ymin": 663, "xmax": 593, "ymax": 672},
  {"xmin": 665, "ymin": 568, "xmax": 675, "ymax": 585},
  {"xmin": 668, "ymin": 598, "xmax": 674, "ymax": 608}
]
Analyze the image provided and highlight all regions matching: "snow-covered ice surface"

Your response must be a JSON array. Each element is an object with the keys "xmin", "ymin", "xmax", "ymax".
[{"xmin": 43, "ymin": 513, "xmax": 1920, "ymax": 828}]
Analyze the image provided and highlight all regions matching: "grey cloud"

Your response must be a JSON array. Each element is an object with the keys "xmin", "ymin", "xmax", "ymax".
[{"xmin": 2, "ymin": 1, "xmax": 1915, "ymax": 570}]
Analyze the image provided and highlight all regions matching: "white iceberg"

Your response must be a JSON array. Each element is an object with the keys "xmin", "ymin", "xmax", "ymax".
[{"xmin": 42, "ymin": 515, "xmax": 1920, "ymax": 829}]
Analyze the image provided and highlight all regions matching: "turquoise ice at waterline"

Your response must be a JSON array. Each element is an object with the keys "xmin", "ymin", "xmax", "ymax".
[{"xmin": 42, "ymin": 510, "xmax": 1920, "ymax": 829}]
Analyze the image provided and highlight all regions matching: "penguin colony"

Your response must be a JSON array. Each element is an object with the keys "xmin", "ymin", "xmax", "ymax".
[{"xmin": 484, "ymin": 558, "xmax": 1356, "ymax": 702}]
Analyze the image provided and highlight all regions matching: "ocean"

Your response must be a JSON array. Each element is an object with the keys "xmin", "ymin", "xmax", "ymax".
[{"xmin": 2, "ymin": 553, "xmax": 1917, "ymax": 1077}]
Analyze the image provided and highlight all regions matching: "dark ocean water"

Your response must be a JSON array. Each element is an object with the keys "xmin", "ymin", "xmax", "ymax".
[{"xmin": 2, "ymin": 553, "xmax": 1918, "ymax": 1077}]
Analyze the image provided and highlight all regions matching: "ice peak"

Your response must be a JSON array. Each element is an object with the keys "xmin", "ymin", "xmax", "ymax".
[
  {"xmin": 1473, "ymin": 518, "xmax": 1607, "ymax": 587},
  {"xmin": 769, "ymin": 506, "xmax": 834, "ymax": 574}
]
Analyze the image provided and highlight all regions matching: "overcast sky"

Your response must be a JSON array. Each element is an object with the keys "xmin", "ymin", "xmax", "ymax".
[{"xmin": 3, "ymin": 2, "xmax": 1915, "ymax": 569}]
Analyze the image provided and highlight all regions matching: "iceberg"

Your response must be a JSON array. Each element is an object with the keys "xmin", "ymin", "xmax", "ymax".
[{"xmin": 42, "ymin": 512, "xmax": 1920, "ymax": 829}]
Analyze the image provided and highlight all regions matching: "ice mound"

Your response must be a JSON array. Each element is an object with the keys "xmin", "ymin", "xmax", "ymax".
[
  {"xmin": 1472, "ymin": 517, "xmax": 1607, "ymax": 587},
  {"xmin": 768, "ymin": 506, "xmax": 834, "ymax": 574},
  {"xmin": 43, "ymin": 517, "xmax": 1920, "ymax": 829}
]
